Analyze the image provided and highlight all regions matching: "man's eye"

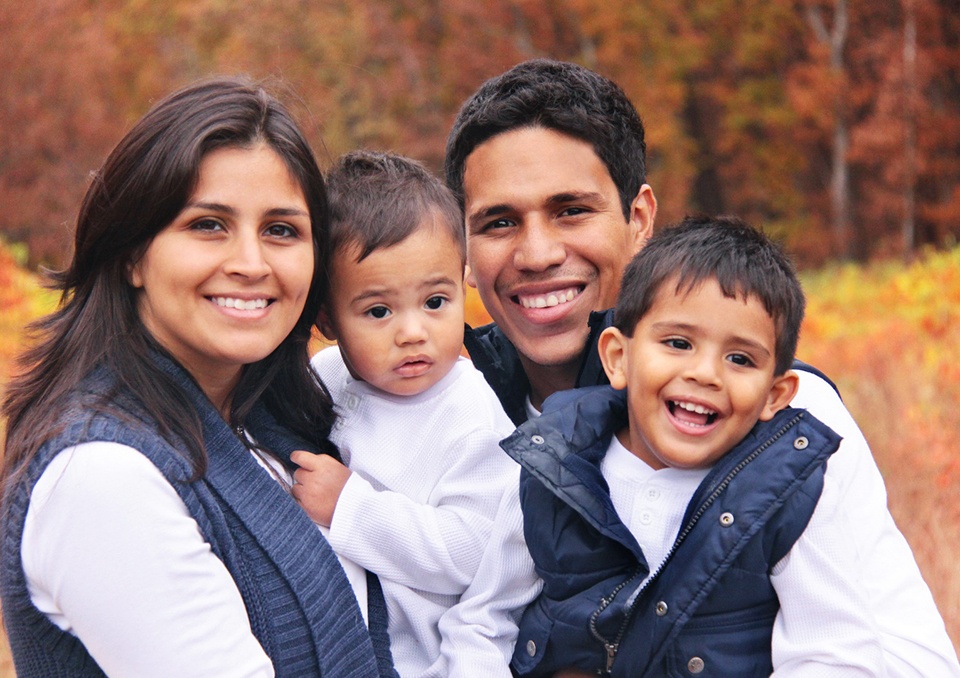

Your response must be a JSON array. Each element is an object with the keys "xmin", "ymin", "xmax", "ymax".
[
  {"xmin": 485, "ymin": 218, "xmax": 514, "ymax": 230},
  {"xmin": 559, "ymin": 206, "xmax": 589, "ymax": 217},
  {"xmin": 425, "ymin": 296, "xmax": 446, "ymax": 310},
  {"xmin": 665, "ymin": 338, "xmax": 691, "ymax": 350},
  {"xmin": 366, "ymin": 306, "xmax": 390, "ymax": 319}
]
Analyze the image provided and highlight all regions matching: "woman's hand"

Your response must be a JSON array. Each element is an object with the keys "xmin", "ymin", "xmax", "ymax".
[{"xmin": 290, "ymin": 451, "xmax": 352, "ymax": 527}]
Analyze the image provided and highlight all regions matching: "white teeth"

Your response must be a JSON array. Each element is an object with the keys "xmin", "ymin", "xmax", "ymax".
[
  {"xmin": 214, "ymin": 297, "xmax": 268, "ymax": 310},
  {"xmin": 675, "ymin": 401, "xmax": 716, "ymax": 416},
  {"xmin": 519, "ymin": 288, "xmax": 579, "ymax": 309}
]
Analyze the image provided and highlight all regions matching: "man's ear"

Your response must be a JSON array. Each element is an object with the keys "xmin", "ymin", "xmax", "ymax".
[
  {"xmin": 465, "ymin": 263, "xmax": 477, "ymax": 289},
  {"xmin": 598, "ymin": 326, "xmax": 629, "ymax": 390},
  {"xmin": 758, "ymin": 370, "xmax": 800, "ymax": 421},
  {"xmin": 628, "ymin": 184, "xmax": 657, "ymax": 254},
  {"xmin": 316, "ymin": 308, "xmax": 338, "ymax": 342}
]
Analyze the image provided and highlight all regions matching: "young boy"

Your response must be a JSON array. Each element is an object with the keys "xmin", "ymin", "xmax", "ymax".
[
  {"xmin": 502, "ymin": 215, "xmax": 893, "ymax": 677},
  {"xmin": 290, "ymin": 151, "xmax": 527, "ymax": 677}
]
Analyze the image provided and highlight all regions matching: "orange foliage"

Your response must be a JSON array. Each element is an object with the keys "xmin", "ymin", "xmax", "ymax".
[{"xmin": 798, "ymin": 246, "xmax": 960, "ymax": 646}]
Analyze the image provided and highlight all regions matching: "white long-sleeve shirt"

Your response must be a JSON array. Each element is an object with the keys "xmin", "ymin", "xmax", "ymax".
[
  {"xmin": 313, "ymin": 349, "xmax": 519, "ymax": 678},
  {"xmin": 23, "ymin": 440, "xmax": 371, "ymax": 677},
  {"xmin": 23, "ymin": 442, "xmax": 275, "ymax": 678}
]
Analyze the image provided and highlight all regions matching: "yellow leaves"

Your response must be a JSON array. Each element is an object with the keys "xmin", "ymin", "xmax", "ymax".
[
  {"xmin": 798, "ymin": 245, "xmax": 960, "ymax": 485},
  {"xmin": 0, "ymin": 240, "xmax": 56, "ymax": 383}
]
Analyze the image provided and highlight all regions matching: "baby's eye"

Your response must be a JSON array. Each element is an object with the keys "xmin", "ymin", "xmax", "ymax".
[
  {"xmin": 664, "ymin": 338, "xmax": 691, "ymax": 350},
  {"xmin": 727, "ymin": 353, "xmax": 755, "ymax": 367},
  {"xmin": 425, "ymin": 296, "xmax": 446, "ymax": 310},
  {"xmin": 366, "ymin": 306, "xmax": 390, "ymax": 319}
]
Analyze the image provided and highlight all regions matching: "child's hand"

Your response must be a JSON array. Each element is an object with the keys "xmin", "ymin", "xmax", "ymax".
[{"xmin": 290, "ymin": 450, "xmax": 352, "ymax": 527}]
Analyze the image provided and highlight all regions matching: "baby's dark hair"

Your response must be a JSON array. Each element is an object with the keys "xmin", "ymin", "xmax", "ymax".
[
  {"xmin": 325, "ymin": 150, "xmax": 465, "ymax": 276},
  {"xmin": 614, "ymin": 215, "xmax": 805, "ymax": 375}
]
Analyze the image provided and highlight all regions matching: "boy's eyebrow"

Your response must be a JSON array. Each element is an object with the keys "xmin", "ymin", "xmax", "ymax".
[
  {"xmin": 651, "ymin": 321, "xmax": 773, "ymax": 358},
  {"xmin": 419, "ymin": 275, "xmax": 460, "ymax": 289},
  {"xmin": 348, "ymin": 275, "xmax": 460, "ymax": 305}
]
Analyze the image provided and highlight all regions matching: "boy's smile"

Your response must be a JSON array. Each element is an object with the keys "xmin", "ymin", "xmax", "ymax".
[{"xmin": 599, "ymin": 277, "xmax": 798, "ymax": 470}]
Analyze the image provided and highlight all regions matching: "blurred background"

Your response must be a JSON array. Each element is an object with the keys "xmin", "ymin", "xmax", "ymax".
[{"xmin": 1, "ymin": 0, "xmax": 958, "ymax": 671}]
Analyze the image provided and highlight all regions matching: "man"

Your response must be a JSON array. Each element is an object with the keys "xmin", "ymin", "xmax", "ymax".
[
  {"xmin": 444, "ymin": 59, "xmax": 959, "ymax": 674},
  {"xmin": 446, "ymin": 59, "xmax": 655, "ymax": 425}
]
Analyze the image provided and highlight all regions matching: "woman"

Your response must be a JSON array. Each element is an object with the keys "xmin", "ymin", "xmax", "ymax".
[{"xmin": 1, "ymin": 79, "xmax": 395, "ymax": 677}]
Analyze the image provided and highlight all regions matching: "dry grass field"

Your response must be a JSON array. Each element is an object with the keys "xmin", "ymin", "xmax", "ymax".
[{"xmin": 0, "ymin": 242, "xmax": 957, "ymax": 672}]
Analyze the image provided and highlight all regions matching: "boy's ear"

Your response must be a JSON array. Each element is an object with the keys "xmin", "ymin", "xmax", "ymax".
[
  {"xmin": 598, "ymin": 327, "xmax": 629, "ymax": 391},
  {"xmin": 758, "ymin": 370, "xmax": 800, "ymax": 421},
  {"xmin": 316, "ymin": 308, "xmax": 337, "ymax": 342}
]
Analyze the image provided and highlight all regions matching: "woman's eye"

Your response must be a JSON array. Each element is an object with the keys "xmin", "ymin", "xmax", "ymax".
[
  {"xmin": 265, "ymin": 223, "xmax": 298, "ymax": 238},
  {"xmin": 665, "ymin": 338, "xmax": 691, "ymax": 350},
  {"xmin": 191, "ymin": 218, "xmax": 225, "ymax": 232},
  {"xmin": 366, "ymin": 306, "xmax": 390, "ymax": 319},
  {"xmin": 425, "ymin": 296, "xmax": 446, "ymax": 310}
]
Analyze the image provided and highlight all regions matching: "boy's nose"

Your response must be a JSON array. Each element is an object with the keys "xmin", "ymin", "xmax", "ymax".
[{"xmin": 396, "ymin": 313, "xmax": 428, "ymax": 345}]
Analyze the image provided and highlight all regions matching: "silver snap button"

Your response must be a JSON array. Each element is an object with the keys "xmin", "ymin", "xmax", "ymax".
[
  {"xmin": 687, "ymin": 656, "xmax": 705, "ymax": 674},
  {"xmin": 531, "ymin": 435, "xmax": 545, "ymax": 445},
  {"xmin": 719, "ymin": 511, "xmax": 735, "ymax": 527},
  {"xmin": 655, "ymin": 601, "xmax": 668, "ymax": 616},
  {"xmin": 526, "ymin": 639, "xmax": 537, "ymax": 656},
  {"xmin": 794, "ymin": 436, "xmax": 809, "ymax": 450}
]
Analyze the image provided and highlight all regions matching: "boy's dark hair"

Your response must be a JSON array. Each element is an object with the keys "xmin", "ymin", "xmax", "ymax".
[
  {"xmin": 614, "ymin": 215, "xmax": 805, "ymax": 375},
  {"xmin": 444, "ymin": 59, "xmax": 648, "ymax": 221},
  {"xmin": 325, "ymin": 150, "xmax": 464, "ymax": 276}
]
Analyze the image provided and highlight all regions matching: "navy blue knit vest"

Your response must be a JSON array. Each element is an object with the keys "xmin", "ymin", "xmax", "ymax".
[{"xmin": 1, "ymin": 357, "xmax": 396, "ymax": 677}]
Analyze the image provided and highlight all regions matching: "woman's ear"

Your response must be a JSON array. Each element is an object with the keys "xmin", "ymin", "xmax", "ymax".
[
  {"xmin": 598, "ymin": 326, "xmax": 629, "ymax": 390},
  {"xmin": 758, "ymin": 370, "xmax": 800, "ymax": 421},
  {"xmin": 127, "ymin": 260, "xmax": 144, "ymax": 288},
  {"xmin": 316, "ymin": 308, "xmax": 337, "ymax": 342}
]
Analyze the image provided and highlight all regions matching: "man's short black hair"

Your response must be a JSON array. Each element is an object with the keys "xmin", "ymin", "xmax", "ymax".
[
  {"xmin": 614, "ymin": 215, "xmax": 806, "ymax": 375},
  {"xmin": 445, "ymin": 59, "xmax": 648, "ymax": 221},
  {"xmin": 325, "ymin": 150, "xmax": 465, "ymax": 275}
]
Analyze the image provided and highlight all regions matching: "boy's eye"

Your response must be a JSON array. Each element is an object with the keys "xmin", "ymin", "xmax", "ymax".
[
  {"xmin": 425, "ymin": 296, "xmax": 446, "ymax": 310},
  {"xmin": 665, "ymin": 338, "xmax": 691, "ymax": 350},
  {"xmin": 366, "ymin": 306, "xmax": 390, "ymax": 319},
  {"xmin": 727, "ymin": 353, "xmax": 755, "ymax": 367}
]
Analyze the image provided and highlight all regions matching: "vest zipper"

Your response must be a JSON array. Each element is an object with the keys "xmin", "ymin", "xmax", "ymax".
[{"xmin": 586, "ymin": 412, "xmax": 803, "ymax": 675}]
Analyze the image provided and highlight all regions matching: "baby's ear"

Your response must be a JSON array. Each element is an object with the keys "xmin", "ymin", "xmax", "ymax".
[
  {"xmin": 758, "ymin": 370, "xmax": 800, "ymax": 421},
  {"xmin": 315, "ymin": 308, "xmax": 337, "ymax": 341},
  {"xmin": 598, "ymin": 327, "xmax": 629, "ymax": 391}
]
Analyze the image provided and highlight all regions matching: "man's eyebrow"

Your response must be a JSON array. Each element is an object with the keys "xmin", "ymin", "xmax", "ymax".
[
  {"xmin": 467, "ymin": 203, "xmax": 513, "ymax": 225},
  {"xmin": 546, "ymin": 191, "xmax": 606, "ymax": 206}
]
